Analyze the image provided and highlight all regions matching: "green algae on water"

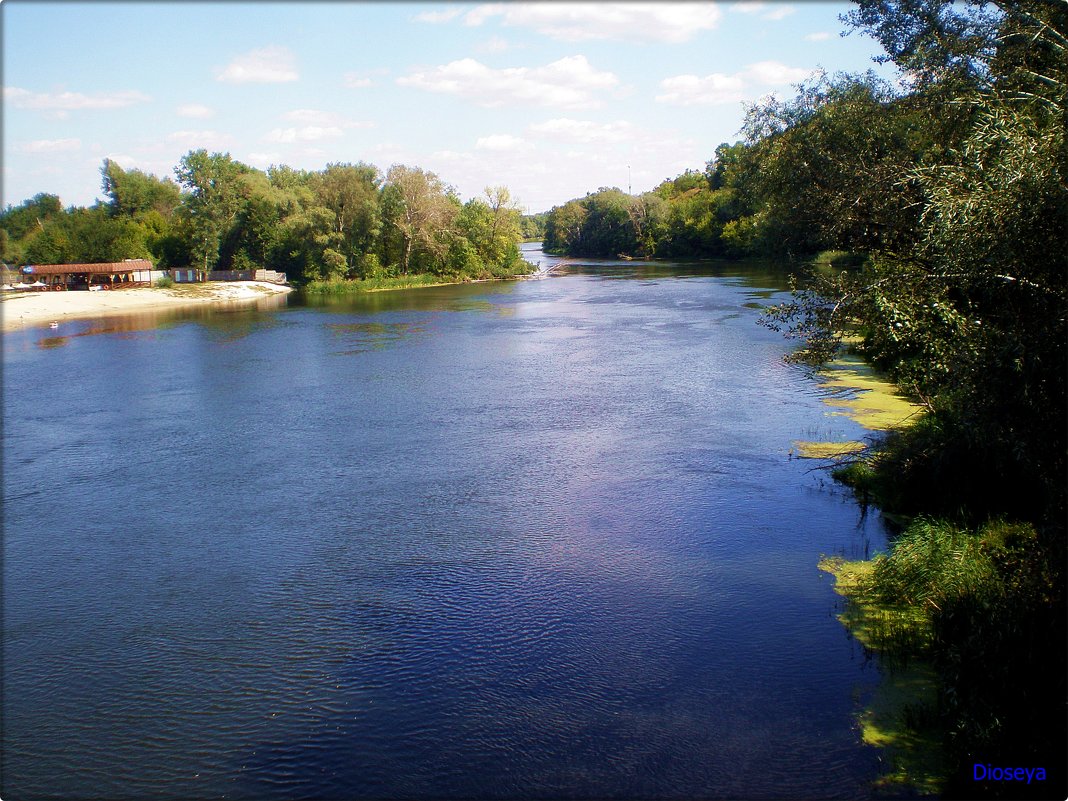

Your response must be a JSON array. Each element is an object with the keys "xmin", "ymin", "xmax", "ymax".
[
  {"xmin": 794, "ymin": 355, "xmax": 924, "ymax": 459},
  {"xmin": 819, "ymin": 557, "xmax": 944, "ymax": 795},
  {"xmin": 792, "ymin": 440, "xmax": 866, "ymax": 459}
]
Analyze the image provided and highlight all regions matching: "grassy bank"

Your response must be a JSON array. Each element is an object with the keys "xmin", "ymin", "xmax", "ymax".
[
  {"xmin": 303, "ymin": 274, "xmax": 452, "ymax": 294},
  {"xmin": 302, "ymin": 264, "xmax": 536, "ymax": 295}
]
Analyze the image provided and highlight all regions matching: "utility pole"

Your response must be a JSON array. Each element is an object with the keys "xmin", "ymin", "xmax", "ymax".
[{"xmin": 628, "ymin": 165, "xmax": 632, "ymax": 195}]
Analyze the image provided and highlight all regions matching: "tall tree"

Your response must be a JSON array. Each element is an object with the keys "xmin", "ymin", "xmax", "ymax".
[
  {"xmin": 382, "ymin": 165, "xmax": 457, "ymax": 274},
  {"xmin": 312, "ymin": 163, "xmax": 382, "ymax": 268},
  {"xmin": 174, "ymin": 150, "xmax": 251, "ymax": 275}
]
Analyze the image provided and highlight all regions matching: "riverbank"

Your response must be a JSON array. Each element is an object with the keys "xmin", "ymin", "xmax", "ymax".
[
  {"xmin": 0, "ymin": 281, "xmax": 293, "ymax": 332},
  {"xmin": 302, "ymin": 268, "xmax": 540, "ymax": 295}
]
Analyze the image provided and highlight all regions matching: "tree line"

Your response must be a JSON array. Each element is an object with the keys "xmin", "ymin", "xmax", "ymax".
[{"xmin": 1, "ymin": 158, "xmax": 530, "ymax": 285}]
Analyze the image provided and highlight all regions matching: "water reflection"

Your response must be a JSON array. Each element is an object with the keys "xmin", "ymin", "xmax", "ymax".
[
  {"xmin": 298, "ymin": 280, "xmax": 518, "ymax": 317},
  {"xmin": 327, "ymin": 321, "xmax": 429, "ymax": 354},
  {"xmin": 10, "ymin": 295, "xmax": 291, "ymax": 351}
]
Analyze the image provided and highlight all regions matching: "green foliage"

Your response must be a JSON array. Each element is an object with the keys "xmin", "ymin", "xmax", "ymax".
[
  {"xmin": 774, "ymin": 2, "xmax": 1068, "ymax": 791},
  {"xmin": 154, "ymin": 275, "xmax": 175, "ymax": 288},
  {"xmin": 382, "ymin": 164, "xmax": 458, "ymax": 275},
  {"xmin": 15, "ymin": 204, "xmax": 151, "ymax": 264},
  {"xmin": 0, "ymin": 193, "xmax": 64, "ymax": 243},
  {"xmin": 520, "ymin": 211, "xmax": 548, "ymax": 241},
  {"xmin": 303, "ymin": 273, "xmax": 444, "ymax": 294},
  {"xmin": 101, "ymin": 159, "xmax": 181, "ymax": 220},
  {"xmin": 867, "ymin": 519, "xmax": 1003, "ymax": 611},
  {"xmin": 850, "ymin": 516, "xmax": 1065, "ymax": 793},
  {"xmin": 174, "ymin": 149, "xmax": 253, "ymax": 274}
]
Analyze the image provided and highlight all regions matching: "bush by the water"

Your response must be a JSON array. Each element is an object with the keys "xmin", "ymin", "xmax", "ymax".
[{"xmin": 855, "ymin": 517, "xmax": 1065, "ymax": 798}]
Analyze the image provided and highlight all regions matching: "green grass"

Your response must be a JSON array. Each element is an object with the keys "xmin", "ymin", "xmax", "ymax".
[
  {"xmin": 303, "ymin": 274, "xmax": 451, "ymax": 294},
  {"xmin": 303, "ymin": 262, "xmax": 536, "ymax": 295},
  {"xmin": 810, "ymin": 249, "xmax": 867, "ymax": 269}
]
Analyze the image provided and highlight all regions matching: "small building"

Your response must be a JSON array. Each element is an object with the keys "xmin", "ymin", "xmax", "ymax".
[
  {"xmin": 19, "ymin": 259, "xmax": 159, "ymax": 290},
  {"xmin": 170, "ymin": 267, "xmax": 206, "ymax": 283}
]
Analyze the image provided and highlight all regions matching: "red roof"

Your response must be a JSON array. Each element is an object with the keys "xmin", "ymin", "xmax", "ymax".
[{"xmin": 22, "ymin": 259, "xmax": 153, "ymax": 275}]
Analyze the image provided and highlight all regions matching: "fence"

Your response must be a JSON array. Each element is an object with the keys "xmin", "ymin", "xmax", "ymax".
[{"xmin": 206, "ymin": 269, "xmax": 288, "ymax": 284}]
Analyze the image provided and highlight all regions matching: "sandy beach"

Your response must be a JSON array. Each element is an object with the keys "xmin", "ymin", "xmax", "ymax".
[{"xmin": 1, "ymin": 281, "xmax": 294, "ymax": 333}]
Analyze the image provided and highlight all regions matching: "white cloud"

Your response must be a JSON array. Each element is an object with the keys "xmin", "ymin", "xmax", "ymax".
[
  {"xmin": 5, "ymin": 86, "xmax": 151, "ymax": 111},
  {"xmin": 264, "ymin": 110, "xmax": 372, "ymax": 142},
  {"xmin": 656, "ymin": 60, "xmax": 814, "ymax": 106},
  {"xmin": 344, "ymin": 73, "xmax": 373, "ymax": 88},
  {"xmin": 762, "ymin": 6, "xmax": 796, "ymax": 21},
  {"xmin": 246, "ymin": 151, "xmax": 284, "ymax": 167},
  {"xmin": 528, "ymin": 118, "xmax": 634, "ymax": 144},
  {"xmin": 729, "ymin": 2, "xmax": 795, "ymax": 21},
  {"xmin": 805, "ymin": 31, "xmax": 832, "ymax": 41},
  {"xmin": 263, "ymin": 126, "xmax": 344, "ymax": 143},
  {"xmin": 475, "ymin": 134, "xmax": 532, "ymax": 151},
  {"xmin": 18, "ymin": 138, "xmax": 82, "ymax": 153},
  {"xmin": 397, "ymin": 55, "xmax": 618, "ymax": 108},
  {"xmin": 281, "ymin": 109, "xmax": 372, "ymax": 128},
  {"xmin": 462, "ymin": 2, "xmax": 721, "ymax": 43},
  {"xmin": 177, "ymin": 103, "xmax": 215, "ymax": 119},
  {"xmin": 216, "ymin": 46, "xmax": 298, "ymax": 83},
  {"xmin": 477, "ymin": 35, "xmax": 511, "ymax": 53},
  {"xmin": 413, "ymin": 6, "xmax": 465, "ymax": 23},
  {"xmin": 745, "ymin": 60, "xmax": 812, "ymax": 85},
  {"xmin": 656, "ymin": 74, "xmax": 747, "ymax": 106}
]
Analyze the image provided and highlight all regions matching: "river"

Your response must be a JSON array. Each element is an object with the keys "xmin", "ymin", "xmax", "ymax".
[{"xmin": 2, "ymin": 244, "xmax": 891, "ymax": 799}]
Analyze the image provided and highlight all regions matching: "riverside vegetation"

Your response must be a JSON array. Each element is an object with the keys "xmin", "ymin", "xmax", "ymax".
[
  {"xmin": 542, "ymin": 0, "xmax": 1064, "ymax": 796},
  {"xmin": 3, "ymin": 0, "xmax": 1063, "ymax": 795},
  {"xmin": 1, "ymin": 162, "xmax": 534, "ymax": 291}
]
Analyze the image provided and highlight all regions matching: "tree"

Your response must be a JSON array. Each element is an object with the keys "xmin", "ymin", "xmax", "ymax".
[
  {"xmin": 101, "ymin": 159, "xmax": 182, "ymax": 220},
  {"xmin": 625, "ymin": 192, "xmax": 667, "ymax": 256},
  {"xmin": 382, "ymin": 165, "xmax": 457, "ymax": 274},
  {"xmin": 738, "ymin": 71, "xmax": 962, "ymax": 257},
  {"xmin": 0, "ymin": 193, "xmax": 64, "ymax": 245},
  {"xmin": 312, "ymin": 163, "xmax": 381, "ymax": 267},
  {"xmin": 459, "ymin": 186, "xmax": 523, "ymax": 270},
  {"xmin": 762, "ymin": 0, "xmax": 1067, "ymax": 519},
  {"xmin": 543, "ymin": 199, "xmax": 587, "ymax": 253},
  {"xmin": 174, "ymin": 150, "xmax": 251, "ymax": 275}
]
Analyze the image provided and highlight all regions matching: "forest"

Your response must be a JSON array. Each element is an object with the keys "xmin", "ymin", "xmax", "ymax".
[
  {"xmin": 545, "ymin": 0, "xmax": 1066, "ymax": 795},
  {"xmin": 0, "ymin": 159, "xmax": 531, "ymax": 287}
]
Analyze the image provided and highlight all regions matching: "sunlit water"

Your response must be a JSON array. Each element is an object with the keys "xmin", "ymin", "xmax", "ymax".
[{"xmin": 3, "ymin": 245, "xmax": 890, "ymax": 799}]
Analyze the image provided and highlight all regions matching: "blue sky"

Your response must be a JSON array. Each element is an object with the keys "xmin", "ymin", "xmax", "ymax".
[{"xmin": 2, "ymin": 2, "xmax": 897, "ymax": 213}]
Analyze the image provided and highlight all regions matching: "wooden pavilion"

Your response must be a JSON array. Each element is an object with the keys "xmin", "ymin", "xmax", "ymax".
[{"xmin": 18, "ymin": 259, "xmax": 154, "ymax": 290}]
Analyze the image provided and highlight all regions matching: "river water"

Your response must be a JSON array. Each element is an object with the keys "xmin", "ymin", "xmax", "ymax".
[{"xmin": 2, "ymin": 244, "xmax": 890, "ymax": 799}]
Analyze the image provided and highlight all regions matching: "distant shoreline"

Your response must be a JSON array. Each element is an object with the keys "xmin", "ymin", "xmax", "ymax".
[{"xmin": 1, "ymin": 281, "xmax": 293, "ymax": 333}]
